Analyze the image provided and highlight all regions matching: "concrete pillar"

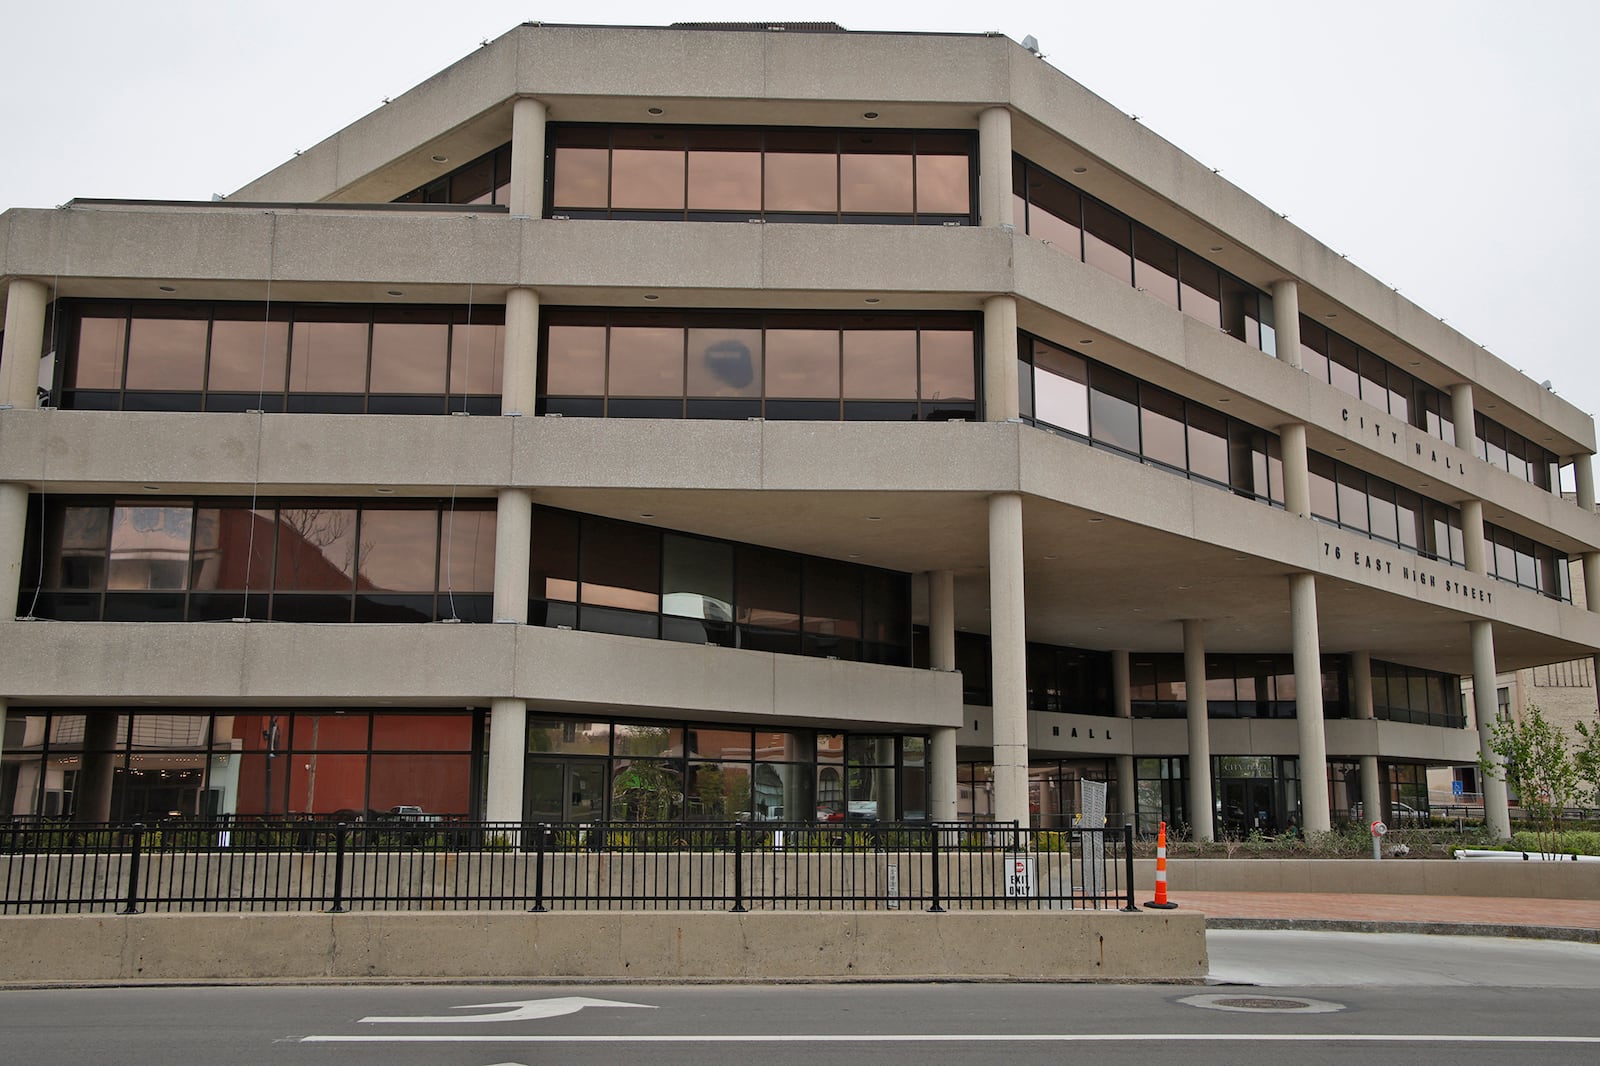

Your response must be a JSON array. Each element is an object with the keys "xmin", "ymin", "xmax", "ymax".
[
  {"xmin": 1583, "ymin": 553, "xmax": 1600, "ymax": 612},
  {"xmin": 1450, "ymin": 383, "xmax": 1475, "ymax": 453},
  {"xmin": 1182, "ymin": 621, "xmax": 1214, "ymax": 842},
  {"xmin": 0, "ymin": 278, "xmax": 50, "ymax": 409},
  {"xmin": 927, "ymin": 569, "xmax": 959, "ymax": 822},
  {"xmin": 982, "ymin": 295, "xmax": 1020, "ymax": 422},
  {"xmin": 987, "ymin": 493, "xmax": 1030, "ymax": 826},
  {"xmin": 0, "ymin": 482, "xmax": 27, "ymax": 620},
  {"xmin": 1112, "ymin": 649, "xmax": 1136, "ymax": 824},
  {"xmin": 1279, "ymin": 422, "xmax": 1311, "ymax": 517},
  {"xmin": 508, "ymin": 97, "xmax": 547, "ymax": 218},
  {"xmin": 977, "ymin": 106, "xmax": 1014, "ymax": 230},
  {"xmin": 485, "ymin": 487, "xmax": 533, "ymax": 822},
  {"xmin": 485, "ymin": 697, "xmax": 528, "ymax": 824},
  {"xmin": 1471, "ymin": 620, "xmax": 1513, "ymax": 840},
  {"xmin": 1349, "ymin": 650, "xmax": 1383, "ymax": 823},
  {"xmin": 1359, "ymin": 755, "xmax": 1383, "ymax": 826},
  {"xmin": 1290, "ymin": 573, "xmax": 1331, "ymax": 832},
  {"xmin": 1460, "ymin": 498, "xmax": 1487, "ymax": 575},
  {"xmin": 502, "ymin": 287, "xmax": 540, "ymax": 417},
  {"xmin": 1269, "ymin": 279, "xmax": 1301, "ymax": 370},
  {"xmin": 1574, "ymin": 453, "xmax": 1596, "ymax": 513},
  {"xmin": 77, "ymin": 713, "xmax": 122, "ymax": 822}
]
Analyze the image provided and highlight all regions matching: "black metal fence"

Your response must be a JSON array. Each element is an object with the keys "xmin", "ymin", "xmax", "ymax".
[{"xmin": 0, "ymin": 820, "xmax": 1139, "ymax": 915}]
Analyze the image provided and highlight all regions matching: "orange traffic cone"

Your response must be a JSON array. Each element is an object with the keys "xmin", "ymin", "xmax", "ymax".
[{"xmin": 1145, "ymin": 820, "xmax": 1178, "ymax": 909}]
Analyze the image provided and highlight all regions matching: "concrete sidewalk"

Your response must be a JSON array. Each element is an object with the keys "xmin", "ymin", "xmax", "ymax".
[{"xmin": 1168, "ymin": 889, "xmax": 1600, "ymax": 942}]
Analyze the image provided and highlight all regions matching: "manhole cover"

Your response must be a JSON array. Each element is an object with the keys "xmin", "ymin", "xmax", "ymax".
[{"xmin": 1178, "ymin": 993, "xmax": 1346, "ymax": 1015}]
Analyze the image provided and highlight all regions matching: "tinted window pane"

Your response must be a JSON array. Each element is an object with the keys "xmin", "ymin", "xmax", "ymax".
[
  {"xmin": 764, "ymin": 135, "xmax": 838, "ymax": 212},
  {"xmin": 918, "ymin": 331, "xmax": 975, "ymax": 402},
  {"xmin": 1219, "ymin": 274, "xmax": 1257, "ymax": 343},
  {"xmin": 1132, "ymin": 225, "xmax": 1179, "ymax": 309},
  {"xmin": 552, "ymin": 147, "xmax": 609, "ymax": 209},
  {"xmin": 1025, "ymin": 170, "xmax": 1080, "ymax": 253},
  {"xmin": 290, "ymin": 320, "xmax": 368, "ymax": 393},
  {"xmin": 842, "ymin": 330, "xmax": 917, "ymax": 399},
  {"xmin": 608, "ymin": 327, "xmax": 684, "ymax": 397},
  {"xmin": 765, "ymin": 329, "xmax": 839, "ymax": 398},
  {"xmin": 663, "ymin": 534, "xmax": 734, "ymax": 632},
  {"xmin": 438, "ymin": 509, "xmax": 496, "ymax": 593},
  {"xmin": 48, "ymin": 505, "xmax": 109, "ymax": 588},
  {"xmin": 370, "ymin": 321, "xmax": 448, "ymax": 394},
  {"xmin": 531, "ymin": 508, "xmax": 580, "ymax": 602},
  {"xmin": 1088, "ymin": 365, "xmax": 1140, "ymax": 452},
  {"xmin": 840, "ymin": 140, "xmax": 914, "ymax": 213},
  {"xmin": 1082, "ymin": 198, "xmax": 1132, "ymax": 282},
  {"xmin": 545, "ymin": 325, "xmax": 607, "ymax": 395},
  {"xmin": 1178, "ymin": 251, "xmax": 1221, "ymax": 328},
  {"xmin": 1139, "ymin": 387, "xmax": 1186, "ymax": 469},
  {"xmin": 1368, "ymin": 481, "xmax": 1399, "ymax": 543},
  {"xmin": 687, "ymin": 328, "xmax": 762, "ymax": 397},
  {"xmin": 687, "ymin": 150, "xmax": 761, "ymax": 211},
  {"xmin": 108, "ymin": 505, "xmax": 192, "ymax": 590},
  {"xmin": 1299, "ymin": 318, "xmax": 1331, "ymax": 384},
  {"xmin": 1308, "ymin": 455, "xmax": 1338, "ymax": 522},
  {"xmin": 1187, "ymin": 406, "xmax": 1229, "ymax": 483},
  {"xmin": 1032, "ymin": 342, "xmax": 1088, "ymax": 435},
  {"xmin": 275, "ymin": 507, "xmax": 358, "ymax": 590},
  {"xmin": 737, "ymin": 546, "xmax": 801, "ymax": 630},
  {"xmin": 611, "ymin": 148, "xmax": 685, "ymax": 210},
  {"xmin": 450, "ymin": 323, "xmax": 505, "ymax": 395},
  {"xmin": 209, "ymin": 317, "xmax": 289, "ymax": 392},
  {"xmin": 125, "ymin": 318, "xmax": 206, "ymax": 390},
  {"xmin": 73, "ymin": 316, "xmax": 126, "ymax": 388},
  {"xmin": 916, "ymin": 155, "xmax": 969, "ymax": 214},
  {"xmin": 803, "ymin": 560, "xmax": 861, "ymax": 637},
  {"xmin": 1327, "ymin": 335, "xmax": 1361, "ymax": 398},
  {"xmin": 358, "ymin": 510, "xmax": 438, "ymax": 593},
  {"xmin": 580, "ymin": 517, "xmax": 660, "ymax": 612},
  {"xmin": 1358, "ymin": 349, "xmax": 1389, "ymax": 412},
  {"xmin": 191, "ymin": 506, "xmax": 274, "ymax": 591},
  {"xmin": 451, "ymin": 155, "xmax": 494, "ymax": 205}
]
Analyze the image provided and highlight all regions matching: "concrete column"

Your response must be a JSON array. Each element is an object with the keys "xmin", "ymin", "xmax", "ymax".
[
  {"xmin": 1349, "ymin": 650, "xmax": 1383, "ymax": 823},
  {"xmin": 987, "ymin": 493, "xmax": 1030, "ymax": 826},
  {"xmin": 77, "ymin": 713, "xmax": 122, "ymax": 822},
  {"xmin": 1460, "ymin": 498, "xmax": 1487, "ymax": 575},
  {"xmin": 0, "ymin": 482, "xmax": 27, "ymax": 620},
  {"xmin": 1269, "ymin": 279, "xmax": 1301, "ymax": 369},
  {"xmin": 982, "ymin": 294, "xmax": 1020, "ymax": 422},
  {"xmin": 1182, "ymin": 621, "xmax": 1214, "ymax": 842},
  {"xmin": 1574, "ymin": 453, "xmax": 1596, "ymax": 512},
  {"xmin": 502, "ymin": 287, "xmax": 540, "ymax": 417},
  {"xmin": 1112, "ymin": 649, "xmax": 1136, "ymax": 823},
  {"xmin": 1359, "ymin": 755, "xmax": 1382, "ymax": 826},
  {"xmin": 1450, "ymin": 383, "xmax": 1475, "ymax": 452},
  {"xmin": 485, "ymin": 697, "xmax": 528, "ymax": 824},
  {"xmin": 1471, "ymin": 620, "xmax": 1513, "ymax": 840},
  {"xmin": 0, "ymin": 278, "xmax": 50, "ymax": 409},
  {"xmin": 977, "ymin": 106, "xmax": 1014, "ymax": 230},
  {"xmin": 1279, "ymin": 422, "xmax": 1311, "ymax": 517},
  {"xmin": 508, "ymin": 96, "xmax": 547, "ymax": 218},
  {"xmin": 492, "ymin": 487, "xmax": 533, "ymax": 624},
  {"xmin": 1290, "ymin": 573, "xmax": 1331, "ymax": 832},
  {"xmin": 927, "ymin": 569, "xmax": 959, "ymax": 822},
  {"xmin": 1582, "ymin": 553, "xmax": 1600, "ymax": 612}
]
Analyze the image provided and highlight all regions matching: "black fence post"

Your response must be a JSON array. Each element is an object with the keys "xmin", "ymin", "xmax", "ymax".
[
  {"xmin": 528, "ymin": 823, "xmax": 548, "ymax": 913},
  {"xmin": 328, "ymin": 823, "xmax": 348, "ymax": 914},
  {"xmin": 1121, "ymin": 824, "xmax": 1139, "ymax": 911},
  {"xmin": 119, "ymin": 823, "xmax": 145, "ymax": 915},
  {"xmin": 927, "ymin": 824, "xmax": 945, "ymax": 913},
  {"xmin": 730, "ymin": 824, "xmax": 747, "ymax": 913}
]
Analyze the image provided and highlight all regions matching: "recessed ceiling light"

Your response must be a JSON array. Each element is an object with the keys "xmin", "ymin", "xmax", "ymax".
[
  {"xmin": 375, "ymin": 487, "xmax": 395, "ymax": 494},
  {"xmin": 643, "ymin": 294, "xmax": 660, "ymax": 301},
  {"xmin": 1079, "ymin": 338, "xmax": 1093, "ymax": 345},
  {"xmin": 848, "ymin": 553, "xmax": 862, "ymax": 559},
  {"xmin": 386, "ymin": 290, "xmax": 403, "ymax": 297},
  {"xmin": 1409, "ymin": 360, "xmax": 1421, "ymax": 367},
  {"xmin": 431, "ymin": 154, "xmax": 448, "ymax": 163},
  {"xmin": 1217, "ymin": 397, "xmax": 1231, "ymax": 403},
  {"xmin": 158, "ymin": 285, "xmax": 176, "ymax": 293},
  {"xmin": 143, "ymin": 485, "xmax": 161, "ymax": 492},
  {"xmin": 639, "ymin": 512, "xmax": 655, "ymax": 518},
  {"xmin": 1087, "ymin": 517, "xmax": 1105, "ymax": 523},
  {"xmin": 863, "ymin": 111, "xmax": 879, "ymax": 119},
  {"xmin": 1324, "ymin": 312, "xmax": 1337, "ymax": 319},
  {"xmin": 647, "ymin": 107, "xmax": 664, "ymax": 115},
  {"xmin": 1209, "ymin": 246, "xmax": 1223, "ymax": 252},
  {"xmin": 1043, "ymin": 554, "xmax": 1058, "ymax": 560},
  {"xmin": 864, "ymin": 297, "xmax": 881, "ymax": 304},
  {"xmin": 1176, "ymin": 585, "xmax": 1192, "ymax": 591},
  {"xmin": 1072, "ymin": 166, "xmax": 1087, "ymax": 174},
  {"xmin": 1485, "ymin": 403, "xmax": 1497, "ymax": 409}
]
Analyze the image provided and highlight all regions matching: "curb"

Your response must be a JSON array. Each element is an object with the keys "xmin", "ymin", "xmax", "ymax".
[{"xmin": 1204, "ymin": 916, "xmax": 1600, "ymax": 944}]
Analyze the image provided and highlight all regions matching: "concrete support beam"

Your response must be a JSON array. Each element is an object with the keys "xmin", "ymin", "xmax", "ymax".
[
  {"xmin": 982, "ymin": 294, "xmax": 1019, "ymax": 422},
  {"xmin": 502, "ymin": 287, "xmax": 540, "ymax": 418},
  {"xmin": 1471, "ymin": 620, "xmax": 1513, "ymax": 840},
  {"xmin": 1112, "ymin": 649, "xmax": 1135, "ymax": 823},
  {"xmin": 927, "ymin": 569, "xmax": 958, "ymax": 822},
  {"xmin": 1, "ymin": 278, "xmax": 50, "ymax": 409},
  {"xmin": 1460, "ymin": 498, "xmax": 1487, "ymax": 575},
  {"xmin": 1269, "ymin": 279, "xmax": 1300, "ymax": 369},
  {"xmin": 987, "ymin": 493, "xmax": 1029, "ymax": 826},
  {"xmin": 1182, "ymin": 620, "xmax": 1213, "ymax": 842},
  {"xmin": 1348, "ymin": 650, "xmax": 1383, "ymax": 824},
  {"xmin": 1290, "ymin": 573, "xmax": 1331, "ymax": 832},
  {"xmin": 508, "ymin": 97, "xmax": 547, "ymax": 219},
  {"xmin": 1359, "ymin": 754, "xmax": 1383, "ymax": 827},
  {"xmin": 1575, "ymin": 453, "xmax": 1596, "ymax": 513},
  {"xmin": 977, "ymin": 106, "xmax": 1014, "ymax": 230},
  {"xmin": 1451, "ymin": 383, "xmax": 1475, "ymax": 453},
  {"xmin": 485, "ymin": 697, "xmax": 528, "ymax": 824},
  {"xmin": 0, "ymin": 482, "xmax": 27, "ymax": 620},
  {"xmin": 1584, "ymin": 553, "xmax": 1600, "ymax": 613},
  {"xmin": 492, "ymin": 488, "xmax": 532, "ymax": 625},
  {"xmin": 1280, "ymin": 422, "xmax": 1311, "ymax": 518}
]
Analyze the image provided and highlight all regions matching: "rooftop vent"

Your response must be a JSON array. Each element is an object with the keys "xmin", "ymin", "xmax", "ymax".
[{"xmin": 670, "ymin": 22, "xmax": 847, "ymax": 32}]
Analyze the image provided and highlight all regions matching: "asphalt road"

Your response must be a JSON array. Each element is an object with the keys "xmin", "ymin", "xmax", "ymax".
[{"xmin": 2, "ymin": 932, "xmax": 1598, "ymax": 1066}]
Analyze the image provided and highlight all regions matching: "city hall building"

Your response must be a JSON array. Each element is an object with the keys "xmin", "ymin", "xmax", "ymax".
[{"xmin": 1, "ymin": 23, "xmax": 1595, "ymax": 839}]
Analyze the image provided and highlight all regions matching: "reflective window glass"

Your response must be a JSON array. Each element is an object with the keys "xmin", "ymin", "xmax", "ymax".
[
  {"xmin": 863, "ymin": 569, "xmax": 908, "ymax": 645},
  {"xmin": 916, "ymin": 155, "xmax": 969, "ymax": 214},
  {"xmin": 208, "ymin": 317, "xmax": 289, "ymax": 393},
  {"xmin": 1081, "ymin": 198, "xmax": 1132, "ymax": 282},
  {"xmin": 274, "ymin": 507, "xmax": 358, "ymax": 590},
  {"xmin": 803, "ymin": 560, "xmax": 862, "ymax": 638},
  {"xmin": 49, "ymin": 505, "xmax": 109, "ymax": 588},
  {"xmin": 1088, "ymin": 365, "xmax": 1140, "ymax": 453},
  {"xmin": 552, "ymin": 147, "xmax": 610, "ymax": 208},
  {"xmin": 1357, "ymin": 349, "xmax": 1389, "ymax": 412},
  {"xmin": 449, "ymin": 323, "xmax": 505, "ymax": 396},
  {"xmin": 438, "ymin": 509, "xmax": 496, "ymax": 593},
  {"xmin": 607, "ymin": 327, "xmax": 684, "ymax": 397},
  {"xmin": 125, "ymin": 318, "xmax": 206, "ymax": 390},
  {"xmin": 1327, "ymin": 335, "xmax": 1361, "ymax": 398},
  {"xmin": 764, "ymin": 132, "xmax": 838, "ymax": 212},
  {"xmin": 736, "ymin": 546, "xmax": 801, "ymax": 630},
  {"xmin": 1368, "ymin": 481, "xmax": 1399, "ymax": 543},
  {"xmin": 1299, "ymin": 319, "xmax": 1331, "ymax": 384},
  {"xmin": 191, "ymin": 506, "xmax": 274, "ymax": 590},
  {"xmin": 611, "ymin": 148, "xmax": 686, "ymax": 210},
  {"xmin": 1033, "ymin": 342, "xmax": 1089, "ymax": 436},
  {"xmin": 357, "ymin": 510, "xmax": 438, "ymax": 593},
  {"xmin": 765, "ymin": 329, "xmax": 840, "ymax": 398},
  {"xmin": 840, "ymin": 134, "xmax": 914, "ymax": 213},
  {"xmin": 1385, "ymin": 365, "xmax": 1411, "ymax": 423},
  {"xmin": 1395, "ymin": 488, "xmax": 1422, "ymax": 550},
  {"xmin": 1219, "ymin": 275, "xmax": 1257, "ymax": 344},
  {"xmin": 580, "ymin": 517, "xmax": 660, "ymax": 612},
  {"xmin": 1336, "ymin": 467, "xmax": 1369, "ymax": 532},
  {"xmin": 108, "ymin": 505, "xmax": 192, "ymax": 590},
  {"xmin": 1025, "ymin": 169, "xmax": 1081, "ymax": 253},
  {"xmin": 1132, "ymin": 225, "xmax": 1180, "ymax": 309},
  {"xmin": 545, "ymin": 325, "xmax": 607, "ymax": 395},
  {"xmin": 451, "ymin": 155, "xmax": 495, "ymax": 205},
  {"xmin": 370, "ymin": 320, "xmax": 449, "ymax": 394},
  {"xmin": 530, "ymin": 508, "xmax": 580, "ymax": 602},
  {"xmin": 1139, "ymin": 387, "xmax": 1186, "ymax": 469},
  {"xmin": 1187, "ymin": 406, "xmax": 1229, "ymax": 484},
  {"xmin": 529, "ymin": 718, "xmax": 612, "ymax": 755},
  {"xmin": 686, "ymin": 328, "xmax": 762, "ymax": 397},
  {"xmin": 663, "ymin": 534, "xmax": 734, "ymax": 624},
  {"xmin": 372, "ymin": 713, "xmax": 473, "ymax": 752},
  {"xmin": 687, "ymin": 150, "xmax": 761, "ymax": 211},
  {"xmin": 73, "ymin": 316, "xmax": 126, "ymax": 388},
  {"xmin": 842, "ymin": 330, "xmax": 917, "ymax": 398},
  {"xmin": 918, "ymin": 331, "xmax": 975, "ymax": 402},
  {"xmin": 1308, "ymin": 455, "xmax": 1338, "ymax": 523},
  {"xmin": 1178, "ymin": 251, "xmax": 1221, "ymax": 328},
  {"xmin": 290, "ymin": 319, "xmax": 368, "ymax": 393}
]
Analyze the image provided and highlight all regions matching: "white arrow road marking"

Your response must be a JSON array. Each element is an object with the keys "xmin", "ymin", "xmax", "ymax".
[{"xmin": 359, "ymin": 997, "xmax": 656, "ymax": 1025}]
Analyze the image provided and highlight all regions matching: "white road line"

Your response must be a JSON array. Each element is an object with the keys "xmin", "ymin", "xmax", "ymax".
[{"xmin": 300, "ymin": 1033, "xmax": 1600, "ymax": 1044}]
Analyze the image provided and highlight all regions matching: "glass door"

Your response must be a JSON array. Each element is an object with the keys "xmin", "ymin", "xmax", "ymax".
[{"xmin": 524, "ymin": 758, "xmax": 607, "ymax": 823}]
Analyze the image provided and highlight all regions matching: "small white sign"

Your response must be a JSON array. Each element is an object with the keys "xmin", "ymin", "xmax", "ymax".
[
  {"xmin": 886, "ymin": 862, "xmax": 900, "ymax": 908},
  {"xmin": 1005, "ymin": 854, "xmax": 1036, "ymax": 898}
]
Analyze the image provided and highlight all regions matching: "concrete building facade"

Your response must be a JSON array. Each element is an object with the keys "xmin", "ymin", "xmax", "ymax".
[{"xmin": 3, "ymin": 23, "xmax": 1597, "ymax": 840}]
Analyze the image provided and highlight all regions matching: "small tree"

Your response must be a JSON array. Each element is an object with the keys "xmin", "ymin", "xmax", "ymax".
[
  {"xmin": 1480, "ymin": 703, "xmax": 1581, "ymax": 856},
  {"xmin": 1575, "ymin": 718, "xmax": 1600, "ymax": 812}
]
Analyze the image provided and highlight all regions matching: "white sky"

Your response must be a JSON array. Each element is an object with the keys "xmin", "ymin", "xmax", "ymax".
[{"xmin": 4, "ymin": 0, "xmax": 1597, "ymax": 461}]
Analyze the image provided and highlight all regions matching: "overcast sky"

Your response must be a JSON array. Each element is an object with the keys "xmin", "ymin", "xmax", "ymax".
[{"xmin": 4, "ymin": 1, "xmax": 1596, "ymax": 462}]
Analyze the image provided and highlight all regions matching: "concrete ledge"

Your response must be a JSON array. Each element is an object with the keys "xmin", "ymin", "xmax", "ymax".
[
  {"xmin": 1204, "ymin": 917, "xmax": 1600, "ymax": 945},
  {"xmin": 1133, "ymin": 858, "xmax": 1600, "ymax": 899},
  {"xmin": 0, "ymin": 910, "xmax": 1206, "ymax": 985}
]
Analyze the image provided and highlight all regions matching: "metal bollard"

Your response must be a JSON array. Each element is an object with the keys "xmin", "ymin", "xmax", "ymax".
[
  {"xmin": 328, "ymin": 823, "xmax": 348, "ymax": 913},
  {"xmin": 119, "ymin": 823, "xmax": 145, "ymax": 915}
]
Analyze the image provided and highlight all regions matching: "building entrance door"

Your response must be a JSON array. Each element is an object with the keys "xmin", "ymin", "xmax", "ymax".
[
  {"xmin": 1219, "ymin": 777, "xmax": 1280, "ymax": 835},
  {"xmin": 524, "ymin": 758, "xmax": 606, "ymax": 823}
]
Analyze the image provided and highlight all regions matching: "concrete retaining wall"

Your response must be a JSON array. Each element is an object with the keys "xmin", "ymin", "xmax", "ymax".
[
  {"xmin": 0, "ymin": 910, "xmax": 1206, "ymax": 984},
  {"xmin": 1133, "ymin": 858, "xmax": 1600, "ymax": 899}
]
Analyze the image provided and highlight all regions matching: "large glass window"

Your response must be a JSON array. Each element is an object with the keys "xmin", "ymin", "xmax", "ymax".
[{"xmin": 395, "ymin": 144, "xmax": 513, "ymax": 207}]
